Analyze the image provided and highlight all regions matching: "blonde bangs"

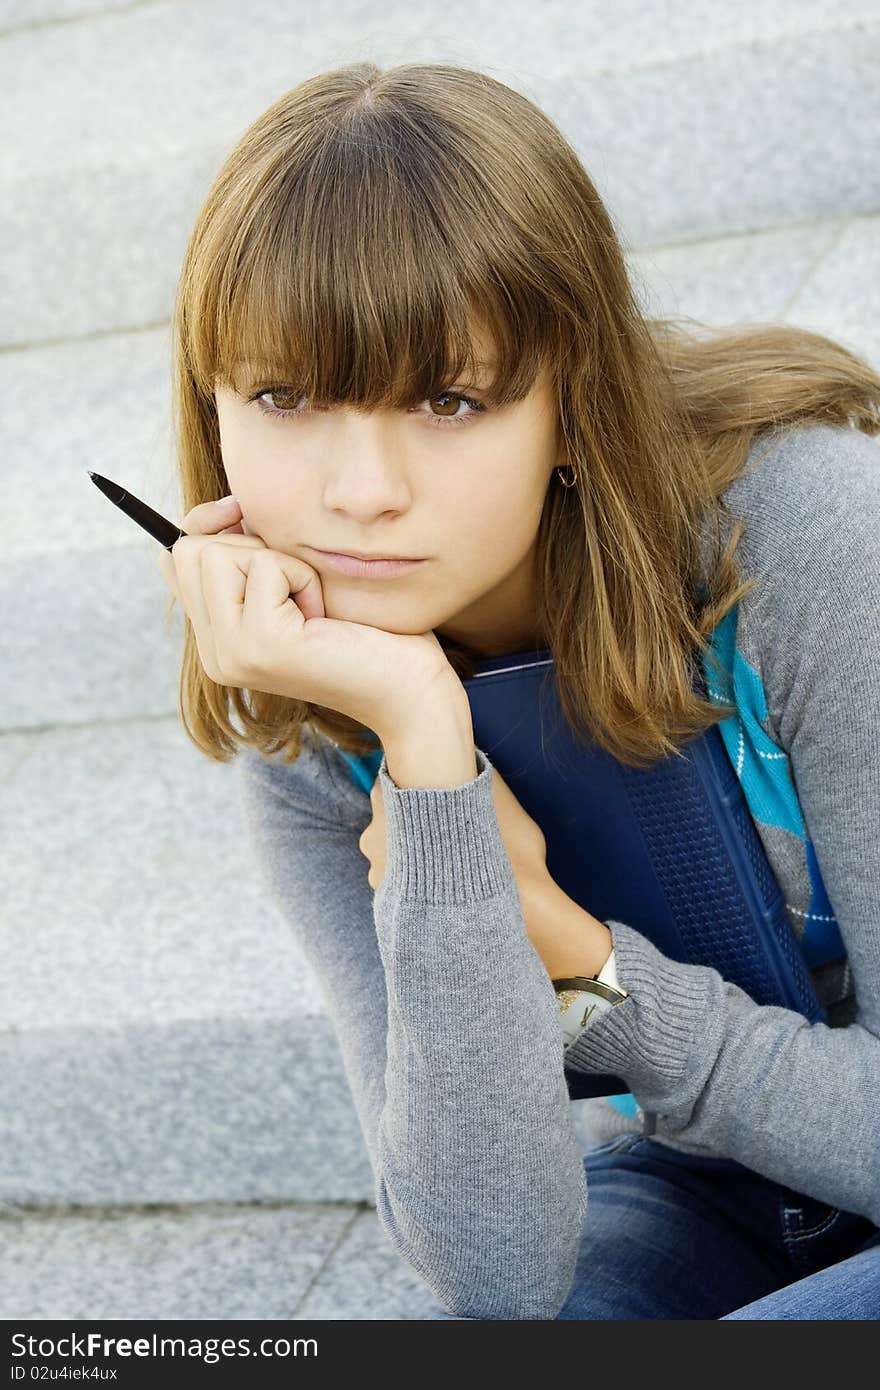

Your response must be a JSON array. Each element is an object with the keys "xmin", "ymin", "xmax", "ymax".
[{"xmin": 179, "ymin": 98, "xmax": 559, "ymax": 415}]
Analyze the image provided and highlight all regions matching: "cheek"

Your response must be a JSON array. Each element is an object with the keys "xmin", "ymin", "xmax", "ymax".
[
  {"xmin": 215, "ymin": 415, "xmax": 251, "ymax": 492},
  {"xmin": 217, "ymin": 432, "xmax": 306, "ymax": 533},
  {"xmin": 465, "ymin": 474, "xmax": 547, "ymax": 546}
]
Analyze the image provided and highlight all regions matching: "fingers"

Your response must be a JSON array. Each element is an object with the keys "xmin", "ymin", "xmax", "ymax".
[
  {"xmin": 207, "ymin": 548, "xmax": 324, "ymax": 678},
  {"xmin": 196, "ymin": 546, "xmax": 292, "ymax": 684},
  {"xmin": 156, "ymin": 499, "xmax": 251, "ymax": 598},
  {"xmin": 164, "ymin": 499, "xmax": 265, "ymax": 675},
  {"xmin": 255, "ymin": 551, "xmax": 326, "ymax": 622},
  {"xmin": 239, "ymin": 548, "xmax": 307, "ymax": 632},
  {"xmin": 153, "ymin": 497, "xmax": 240, "ymax": 675},
  {"xmin": 172, "ymin": 534, "xmax": 265, "ymax": 678},
  {"xmin": 189, "ymin": 496, "xmax": 243, "ymax": 534},
  {"xmin": 161, "ymin": 500, "xmax": 327, "ymax": 687}
]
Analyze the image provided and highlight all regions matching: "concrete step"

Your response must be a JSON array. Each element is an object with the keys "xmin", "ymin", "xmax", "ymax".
[
  {"xmin": 1, "ymin": 1, "xmax": 878, "ymax": 346},
  {"xmin": 0, "ymin": 1198, "xmax": 445, "ymax": 1320},
  {"xmin": 3, "ymin": 216, "xmax": 879, "ymax": 1207}
]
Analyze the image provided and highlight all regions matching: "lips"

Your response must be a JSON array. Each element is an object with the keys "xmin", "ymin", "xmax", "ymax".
[
  {"xmin": 323, "ymin": 551, "xmax": 416, "ymax": 561},
  {"xmin": 312, "ymin": 549, "xmax": 427, "ymax": 579}
]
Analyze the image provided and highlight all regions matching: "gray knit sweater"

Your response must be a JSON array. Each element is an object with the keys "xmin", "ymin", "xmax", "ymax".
[{"xmin": 236, "ymin": 422, "xmax": 880, "ymax": 1319}]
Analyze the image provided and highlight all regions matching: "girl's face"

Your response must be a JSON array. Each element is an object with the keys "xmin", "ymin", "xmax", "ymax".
[{"xmin": 213, "ymin": 338, "xmax": 563, "ymax": 659}]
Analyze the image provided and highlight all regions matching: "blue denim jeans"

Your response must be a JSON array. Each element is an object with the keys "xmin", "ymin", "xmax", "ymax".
[{"xmin": 427, "ymin": 1134, "xmax": 880, "ymax": 1319}]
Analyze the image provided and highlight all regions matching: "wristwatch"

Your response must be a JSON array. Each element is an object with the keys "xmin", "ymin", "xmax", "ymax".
[{"xmin": 554, "ymin": 950, "xmax": 629, "ymax": 1052}]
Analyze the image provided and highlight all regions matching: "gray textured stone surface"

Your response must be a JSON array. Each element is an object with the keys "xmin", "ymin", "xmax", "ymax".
[
  {"xmin": 2, "ymin": 2, "xmax": 879, "ymax": 345},
  {"xmin": 0, "ymin": 1014, "xmax": 379, "ymax": 1207},
  {"xmin": 293, "ymin": 1207, "xmax": 452, "ymax": 1321},
  {"xmin": 0, "ymin": 0, "xmax": 142, "ymax": 30},
  {"xmin": 1, "ymin": 327, "xmax": 176, "ymax": 563},
  {"xmin": 0, "ymin": 1199, "xmax": 358, "ymax": 1321},
  {"xmin": 1, "ymin": 720, "xmax": 306, "ymax": 1031},
  {"xmin": 3, "ymin": 545, "xmax": 180, "ymax": 729},
  {"xmin": 778, "ymin": 216, "xmax": 880, "ymax": 364}
]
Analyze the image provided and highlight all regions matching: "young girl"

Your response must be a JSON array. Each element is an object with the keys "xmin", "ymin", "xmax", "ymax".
[{"xmin": 158, "ymin": 61, "xmax": 880, "ymax": 1319}]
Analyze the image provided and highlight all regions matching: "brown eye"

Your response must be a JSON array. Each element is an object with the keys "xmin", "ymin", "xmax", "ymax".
[
  {"xmin": 421, "ymin": 391, "xmax": 486, "ymax": 428},
  {"xmin": 428, "ymin": 392, "xmax": 462, "ymax": 419},
  {"xmin": 263, "ymin": 387, "xmax": 302, "ymax": 411},
  {"xmin": 247, "ymin": 386, "xmax": 307, "ymax": 419}
]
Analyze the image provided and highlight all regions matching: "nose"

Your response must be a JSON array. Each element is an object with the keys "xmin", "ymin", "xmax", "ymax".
[{"xmin": 320, "ymin": 411, "xmax": 413, "ymax": 520}]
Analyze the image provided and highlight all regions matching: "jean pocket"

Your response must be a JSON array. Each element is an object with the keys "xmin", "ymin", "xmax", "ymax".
[{"xmin": 781, "ymin": 1194, "xmax": 878, "ymax": 1274}]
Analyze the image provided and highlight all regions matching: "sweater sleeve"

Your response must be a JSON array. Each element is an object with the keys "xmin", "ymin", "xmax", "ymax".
[
  {"xmin": 236, "ymin": 732, "xmax": 588, "ymax": 1320},
  {"xmin": 563, "ymin": 424, "xmax": 880, "ymax": 1224}
]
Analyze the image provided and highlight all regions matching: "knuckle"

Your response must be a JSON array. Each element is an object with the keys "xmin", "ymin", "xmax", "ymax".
[
  {"xmin": 199, "ymin": 536, "xmax": 236, "ymax": 568},
  {"xmin": 171, "ymin": 534, "xmax": 196, "ymax": 560},
  {"xmin": 182, "ymin": 501, "xmax": 222, "ymax": 531}
]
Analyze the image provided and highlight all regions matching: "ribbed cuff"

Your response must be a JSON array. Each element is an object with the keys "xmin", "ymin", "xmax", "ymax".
[
  {"xmin": 563, "ymin": 919, "xmax": 724, "ymax": 1111},
  {"xmin": 376, "ymin": 745, "xmax": 516, "ymax": 904}
]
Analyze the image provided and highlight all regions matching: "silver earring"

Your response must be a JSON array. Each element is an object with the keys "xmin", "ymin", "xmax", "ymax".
[{"xmin": 555, "ymin": 462, "xmax": 578, "ymax": 488}]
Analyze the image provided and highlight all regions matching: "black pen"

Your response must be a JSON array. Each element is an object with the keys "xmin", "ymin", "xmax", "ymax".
[{"xmin": 87, "ymin": 470, "xmax": 187, "ymax": 549}]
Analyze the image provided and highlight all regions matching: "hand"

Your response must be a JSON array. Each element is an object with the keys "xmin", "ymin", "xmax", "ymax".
[
  {"xmin": 359, "ymin": 760, "xmax": 547, "ymax": 894},
  {"xmin": 155, "ymin": 497, "xmax": 458, "ymax": 740}
]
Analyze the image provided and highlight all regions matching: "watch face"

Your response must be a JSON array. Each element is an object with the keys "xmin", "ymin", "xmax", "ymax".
[
  {"xmin": 571, "ymin": 997, "xmax": 602, "ymax": 1031},
  {"xmin": 559, "ymin": 989, "xmax": 618, "ymax": 1046}
]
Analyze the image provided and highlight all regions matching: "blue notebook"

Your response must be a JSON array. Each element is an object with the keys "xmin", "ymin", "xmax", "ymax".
[
  {"xmin": 335, "ymin": 616, "xmax": 846, "ymax": 1104},
  {"xmin": 457, "ymin": 642, "xmax": 840, "ymax": 1101}
]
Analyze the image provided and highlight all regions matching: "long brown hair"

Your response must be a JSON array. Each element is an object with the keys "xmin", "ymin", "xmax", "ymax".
[{"xmin": 167, "ymin": 61, "xmax": 880, "ymax": 769}]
